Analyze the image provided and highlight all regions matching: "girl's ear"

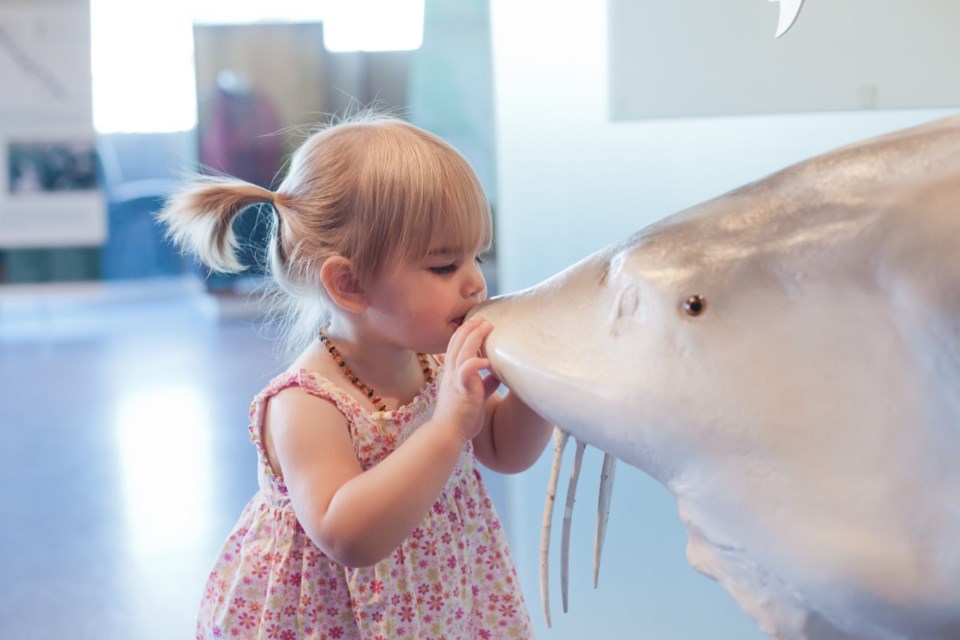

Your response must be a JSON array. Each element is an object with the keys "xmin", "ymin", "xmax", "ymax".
[{"xmin": 320, "ymin": 256, "xmax": 368, "ymax": 313}]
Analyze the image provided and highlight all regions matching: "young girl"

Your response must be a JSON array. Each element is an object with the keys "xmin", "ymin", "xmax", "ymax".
[{"xmin": 158, "ymin": 114, "xmax": 553, "ymax": 639}]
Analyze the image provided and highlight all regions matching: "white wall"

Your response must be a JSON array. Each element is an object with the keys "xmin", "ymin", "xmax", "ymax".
[
  {"xmin": 488, "ymin": 1, "xmax": 956, "ymax": 638},
  {"xmin": 608, "ymin": 0, "xmax": 960, "ymax": 118}
]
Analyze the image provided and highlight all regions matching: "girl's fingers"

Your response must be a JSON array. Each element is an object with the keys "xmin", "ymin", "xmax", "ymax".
[
  {"xmin": 446, "ymin": 316, "xmax": 482, "ymax": 362},
  {"xmin": 480, "ymin": 371, "xmax": 502, "ymax": 399},
  {"xmin": 444, "ymin": 318, "xmax": 494, "ymax": 398},
  {"xmin": 449, "ymin": 318, "xmax": 490, "ymax": 368},
  {"xmin": 456, "ymin": 356, "xmax": 490, "ymax": 382},
  {"xmin": 459, "ymin": 320, "xmax": 493, "ymax": 362}
]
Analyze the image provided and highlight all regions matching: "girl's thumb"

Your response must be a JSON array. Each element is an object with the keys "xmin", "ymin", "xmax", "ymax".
[{"xmin": 481, "ymin": 372, "xmax": 502, "ymax": 399}]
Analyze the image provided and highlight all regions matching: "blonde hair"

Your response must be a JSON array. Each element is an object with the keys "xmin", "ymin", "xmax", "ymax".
[{"xmin": 158, "ymin": 114, "xmax": 493, "ymax": 356}]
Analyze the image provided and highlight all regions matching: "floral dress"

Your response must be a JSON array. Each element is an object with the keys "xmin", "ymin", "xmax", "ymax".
[{"xmin": 197, "ymin": 366, "xmax": 533, "ymax": 640}]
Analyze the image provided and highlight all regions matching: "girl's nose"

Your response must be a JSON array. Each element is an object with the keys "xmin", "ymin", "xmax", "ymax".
[{"xmin": 464, "ymin": 261, "xmax": 487, "ymax": 299}]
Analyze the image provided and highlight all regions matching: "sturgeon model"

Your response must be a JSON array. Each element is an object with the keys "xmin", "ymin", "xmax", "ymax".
[{"xmin": 472, "ymin": 114, "xmax": 960, "ymax": 640}]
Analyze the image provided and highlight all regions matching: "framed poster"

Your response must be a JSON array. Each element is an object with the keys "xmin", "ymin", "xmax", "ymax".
[{"xmin": 0, "ymin": 131, "xmax": 105, "ymax": 248}]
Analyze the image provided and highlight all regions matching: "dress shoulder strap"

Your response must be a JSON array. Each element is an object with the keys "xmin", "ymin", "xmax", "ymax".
[
  {"xmin": 248, "ymin": 368, "xmax": 363, "ymax": 449},
  {"xmin": 257, "ymin": 366, "xmax": 363, "ymax": 413}
]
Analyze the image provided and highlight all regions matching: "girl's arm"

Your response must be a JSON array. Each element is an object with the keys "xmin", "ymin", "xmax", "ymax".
[
  {"xmin": 265, "ymin": 318, "xmax": 498, "ymax": 568},
  {"xmin": 268, "ymin": 392, "xmax": 466, "ymax": 568},
  {"xmin": 472, "ymin": 388, "xmax": 554, "ymax": 474}
]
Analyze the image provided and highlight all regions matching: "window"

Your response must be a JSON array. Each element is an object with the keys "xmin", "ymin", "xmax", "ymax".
[{"xmin": 90, "ymin": 1, "xmax": 423, "ymax": 133}]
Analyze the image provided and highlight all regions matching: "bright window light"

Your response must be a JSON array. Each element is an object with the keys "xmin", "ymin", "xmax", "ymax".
[
  {"xmin": 192, "ymin": 1, "xmax": 325, "ymax": 25},
  {"xmin": 90, "ymin": 0, "xmax": 197, "ymax": 133},
  {"xmin": 324, "ymin": 0, "xmax": 424, "ymax": 52}
]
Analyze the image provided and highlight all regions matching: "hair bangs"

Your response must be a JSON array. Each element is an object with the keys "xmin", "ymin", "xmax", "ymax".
[
  {"xmin": 394, "ymin": 140, "xmax": 492, "ymax": 268},
  {"xmin": 315, "ymin": 120, "xmax": 492, "ymax": 285}
]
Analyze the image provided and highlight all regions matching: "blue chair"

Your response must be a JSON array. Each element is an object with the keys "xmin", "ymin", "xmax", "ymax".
[{"xmin": 97, "ymin": 136, "xmax": 186, "ymax": 280}]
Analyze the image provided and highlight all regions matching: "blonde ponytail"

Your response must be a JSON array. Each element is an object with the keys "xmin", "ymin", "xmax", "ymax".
[{"xmin": 157, "ymin": 176, "xmax": 275, "ymax": 273}]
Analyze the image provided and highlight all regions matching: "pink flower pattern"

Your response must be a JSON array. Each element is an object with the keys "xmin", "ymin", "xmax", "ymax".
[{"xmin": 196, "ymin": 367, "xmax": 533, "ymax": 639}]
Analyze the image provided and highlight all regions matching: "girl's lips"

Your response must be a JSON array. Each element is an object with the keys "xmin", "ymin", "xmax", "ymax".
[{"xmin": 452, "ymin": 316, "xmax": 466, "ymax": 327}]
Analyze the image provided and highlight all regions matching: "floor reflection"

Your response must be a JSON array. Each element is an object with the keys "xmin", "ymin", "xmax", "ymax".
[{"xmin": 114, "ymin": 385, "xmax": 214, "ymax": 552}]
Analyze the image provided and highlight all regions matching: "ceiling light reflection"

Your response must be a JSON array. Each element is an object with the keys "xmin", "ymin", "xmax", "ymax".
[{"xmin": 115, "ymin": 385, "xmax": 214, "ymax": 555}]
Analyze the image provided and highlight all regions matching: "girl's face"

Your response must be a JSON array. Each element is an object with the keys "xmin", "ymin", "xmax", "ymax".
[{"xmin": 363, "ymin": 241, "xmax": 488, "ymax": 355}]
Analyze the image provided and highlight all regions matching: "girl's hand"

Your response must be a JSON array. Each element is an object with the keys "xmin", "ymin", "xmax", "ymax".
[{"xmin": 433, "ymin": 317, "xmax": 501, "ymax": 444}]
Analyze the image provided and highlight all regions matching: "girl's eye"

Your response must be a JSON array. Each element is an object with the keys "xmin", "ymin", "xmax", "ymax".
[{"xmin": 428, "ymin": 255, "xmax": 484, "ymax": 274}]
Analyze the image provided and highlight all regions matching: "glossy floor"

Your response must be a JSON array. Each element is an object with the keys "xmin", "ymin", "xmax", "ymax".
[{"xmin": 0, "ymin": 279, "xmax": 280, "ymax": 638}]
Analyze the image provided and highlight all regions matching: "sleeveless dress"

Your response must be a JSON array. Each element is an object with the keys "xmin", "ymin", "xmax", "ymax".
[{"xmin": 196, "ymin": 367, "xmax": 534, "ymax": 640}]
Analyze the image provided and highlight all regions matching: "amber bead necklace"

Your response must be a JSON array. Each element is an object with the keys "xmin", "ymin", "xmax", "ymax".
[{"xmin": 318, "ymin": 329, "xmax": 434, "ymax": 412}]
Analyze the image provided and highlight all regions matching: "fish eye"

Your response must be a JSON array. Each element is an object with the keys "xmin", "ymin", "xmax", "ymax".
[{"xmin": 683, "ymin": 294, "xmax": 706, "ymax": 317}]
